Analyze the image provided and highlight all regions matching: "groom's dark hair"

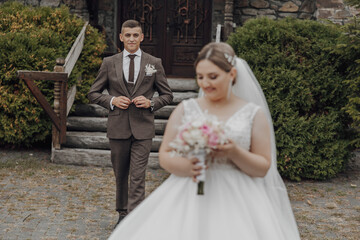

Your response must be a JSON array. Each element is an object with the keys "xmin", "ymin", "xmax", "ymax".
[{"xmin": 121, "ymin": 20, "xmax": 142, "ymax": 33}]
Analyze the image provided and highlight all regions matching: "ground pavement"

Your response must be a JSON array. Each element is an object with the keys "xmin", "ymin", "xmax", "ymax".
[{"xmin": 0, "ymin": 148, "xmax": 359, "ymax": 240}]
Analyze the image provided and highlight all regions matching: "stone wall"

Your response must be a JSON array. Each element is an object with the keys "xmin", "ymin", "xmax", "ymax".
[
  {"xmin": 0, "ymin": 0, "xmax": 89, "ymax": 19},
  {"xmin": 96, "ymin": 0, "xmax": 117, "ymax": 53},
  {"xmin": 233, "ymin": 0, "xmax": 359, "ymax": 27},
  {"xmin": 1, "ymin": 0, "xmax": 359, "ymax": 52},
  {"xmin": 316, "ymin": 0, "xmax": 360, "ymax": 24},
  {"xmin": 212, "ymin": 0, "xmax": 226, "ymax": 40}
]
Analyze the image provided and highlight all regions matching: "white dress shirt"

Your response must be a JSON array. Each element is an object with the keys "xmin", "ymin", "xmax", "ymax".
[
  {"xmin": 110, "ymin": 48, "xmax": 142, "ymax": 109},
  {"xmin": 123, "ymin": 48, "xmax": 142, "ymax": 83}
]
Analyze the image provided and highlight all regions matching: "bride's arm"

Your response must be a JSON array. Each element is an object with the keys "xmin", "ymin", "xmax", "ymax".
[
  {"xmin": 159, "ymin": 103, "xmax": 202, "ymax": 178},
  {"xmin": 215, "ymin": 109, "xmax": 271, "ymax": 177}
]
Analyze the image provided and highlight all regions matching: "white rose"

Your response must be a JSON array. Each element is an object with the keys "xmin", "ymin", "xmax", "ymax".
[
  {"xmin": 197, "ymin": 137, "xmax": 207, "ymax": 148},
  {"xmin": 191, "ymin": 120, "xmax": 203, "ymax": 128},
  {"xmin": 184, "ymin": 145, "xmax": 190, "ymax": 152},
  {"xmin": 190, "ymin": 129, "xmax": 202, "ymax": 141},
  {"xmin": 183, "ymin": 132, "xmax": 195, "ymax": 145}
]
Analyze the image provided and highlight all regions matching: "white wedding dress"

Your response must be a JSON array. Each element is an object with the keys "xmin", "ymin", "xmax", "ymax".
[{"xmin": 108, "ymin": 98, "xmax": 300, "ymax": 240}]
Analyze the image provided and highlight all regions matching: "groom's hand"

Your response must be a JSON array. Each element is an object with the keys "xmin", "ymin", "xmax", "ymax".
[
  {"xmin": 112, "ymin": 96, "xmax": 131, "ymax": 109},
  {"xmin": 132, "ymin": 96, "xmax": 151, "ymax": 108}
]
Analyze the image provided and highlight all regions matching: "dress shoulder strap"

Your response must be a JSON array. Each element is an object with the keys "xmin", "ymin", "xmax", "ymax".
[
  {"xmin": 182, "ymin": 98, "xmax": 201, "ymax": 123},
  {"xmin": 230, "ymin": 102, "xmax": 261, "ymax": 127},
  {"xmin": 247, "ymin": 103, "xmax": 261, "ymax": 120},
  {"xmin": 245, "ymin": 102, "xmax": 261, "ymax": 128}
]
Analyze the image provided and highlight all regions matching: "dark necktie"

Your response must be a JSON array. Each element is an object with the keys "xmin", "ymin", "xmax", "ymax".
[{"xmin": 128, "ymin": 54, "xmax": 136, "ymax": 83}]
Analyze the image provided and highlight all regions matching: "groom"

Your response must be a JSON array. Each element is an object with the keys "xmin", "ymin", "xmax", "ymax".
[{"xmin": 88, "ymin": 20, "xmax": 173, "ymax": 226}]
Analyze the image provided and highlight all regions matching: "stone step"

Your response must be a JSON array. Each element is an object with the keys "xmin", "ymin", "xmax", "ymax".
[
  {"xmin": 167, "ymin": 78, "xmax": 198, "ymax": 92},
  {"xmin": 99, "ymin": 81, "xmax": 198, "ymax": 104},
  {"xmin": 153, "ymin": 105, "xmax": 175, "ymax": 119},
  {"xmin": 67, "ymin": 117, "xmax": 167, "ymax": 134},
  {"xmin": 52, "ymin": 78, "xmax": 197, "ymax": 169},
  {"xmin": 153, "ymin": 91, "xmax": 199, "ymax": 104},
  {"xmin": 71, "ymin": 104, "xmax": 108, "ymax": 117},
  {"xmin": 52, "ymin": 148, "xmax": 160, "ymax": 169},
  {"xmin": 67, "ymin": 116, "xmax": 107, "ymax": 132},
  {"xmin": 63, "ymin": 131, "xmax": 163, "ymax": 152},
  {"xmin": 72, "ymin": 104, "xmax": 176, "ymax": 119},
  {"xmin": 101, "ymin": 78, "xmax": 198, "ymax": 93},
  {"xmin": 101, "ymin": 91, "xmax": 198, "ymax": 105}
]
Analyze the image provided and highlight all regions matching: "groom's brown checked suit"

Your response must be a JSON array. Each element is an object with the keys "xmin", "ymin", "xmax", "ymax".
[{"xmin": 88, "ymin": 51, "xmax": 173, "ymax": 211}]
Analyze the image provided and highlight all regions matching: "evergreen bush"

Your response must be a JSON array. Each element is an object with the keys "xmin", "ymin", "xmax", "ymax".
[
  {"xmin": 333, "ymin": 18, "xmax": 360, "ymax": 147},
  {"xmin": 0, "ymin": 2, "xmax": 106, "ymax": 146},
  {"xmin": 228, "ymin": 17, "xmax": 358, "ymax": 180},
  {"xmin": 345, "ymin": 0, "xmax": 360, "ymax": 8}
]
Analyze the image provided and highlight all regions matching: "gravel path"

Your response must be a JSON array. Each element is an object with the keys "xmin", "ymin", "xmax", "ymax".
[{"xmin": 0, "ymin": 148, "xmax": 359, "ymax": 240}]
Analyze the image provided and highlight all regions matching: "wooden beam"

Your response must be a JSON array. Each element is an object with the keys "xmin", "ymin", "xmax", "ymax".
[
  {"xmin": 64, "ymin": 22, "xmax": 89, "ymax": 76},
  {"xmin": 59, "ymin": 80, "xmax": 67, "ymax": 144},
  {"xmin": 22, "ymin": 78, "xmax": 61, "ymax": 131},
  {"xmin": 17, "ymin": 71, "xmax": 68, "ymax": 82},
  {"xmin": 66, "ymin": 85, "xmax": 77, "ymax": 116},
  {"xmin": 53, "ymin": 58, "xmax": 66, "ymax": 149}
]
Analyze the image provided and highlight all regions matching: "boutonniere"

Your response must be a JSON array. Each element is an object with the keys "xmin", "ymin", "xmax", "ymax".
[{"xmin": 145, "ymin": 64, "xmax": 157, "ymax": 76}]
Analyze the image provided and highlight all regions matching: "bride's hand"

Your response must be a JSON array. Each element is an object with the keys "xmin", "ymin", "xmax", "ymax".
[
  {"xmin": 211, "ymin": 139, "xmax": 238, "ymax": 159},
  {"xmin": 187, "ymin": 157, "xmax": 203, "ymax": 182}
]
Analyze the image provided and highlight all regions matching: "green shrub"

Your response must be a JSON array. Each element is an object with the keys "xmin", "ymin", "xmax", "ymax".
[
  {"xmin": 0, "ymin": 2, "xmax": 106, "ymax": 146},
  {"xmin": 345, "ymin": 0, "xmax": 360, "ymax": 8},
  {"xmin": 333, "ymin": 18, "xmax": 360, "ymax": 147},
  {"xmin": 228, "ymin": 17, "xmax": 358, "ymax": 180}
]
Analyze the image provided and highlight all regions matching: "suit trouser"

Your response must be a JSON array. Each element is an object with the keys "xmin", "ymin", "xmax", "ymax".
[{"xmin": 109, "ymin": 137, "xmax": 152, "ymax": 212}]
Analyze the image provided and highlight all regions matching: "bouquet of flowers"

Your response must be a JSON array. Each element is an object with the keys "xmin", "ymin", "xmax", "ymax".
[{"xmin": 169, "ymin": 114, "xmax": 228, "ymax": 195}]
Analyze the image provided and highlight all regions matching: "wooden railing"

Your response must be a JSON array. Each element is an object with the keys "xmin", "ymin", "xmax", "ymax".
[{"xmin": 17, "ymin": 22, "xmax": 89, "ymax": 150}]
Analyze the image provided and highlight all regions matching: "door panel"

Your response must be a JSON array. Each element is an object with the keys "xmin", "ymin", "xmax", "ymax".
[
  {"xmin": 118, "ymin": 0, "xmax": 212, "ymax": 77},
  {"xmin": 168, "ymin": 0, "xmax": 211, "ymax": 76}
]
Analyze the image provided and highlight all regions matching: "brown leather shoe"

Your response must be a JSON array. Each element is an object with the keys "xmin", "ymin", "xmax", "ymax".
[{"xmin": 114, "ymin": 210, "xmax": 127, "ymax": 229}]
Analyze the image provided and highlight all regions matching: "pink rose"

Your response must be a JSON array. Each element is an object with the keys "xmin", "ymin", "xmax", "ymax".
[
  {"xmin": 200, "ymin": 124, "xmax": 212, "ymax": 136},
  {"xmin": 179, "ymin": 129, "xmax": 185, "ymax": 141},
  {"xmin": 179, "ymin": 124, "xmax": 191, "ymax": 141},
  {"xmin": 208, "ymin": 133, "xmax": 219, "ymax": 147}
]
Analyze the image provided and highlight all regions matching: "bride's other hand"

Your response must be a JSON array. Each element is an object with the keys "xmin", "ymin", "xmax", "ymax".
[{"xmin": 211, "ymin": 139, "xmax": 238, "ymax": 159}]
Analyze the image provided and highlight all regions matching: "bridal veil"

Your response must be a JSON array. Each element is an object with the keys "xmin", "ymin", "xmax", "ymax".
[{"xmin": 199, "ymin": 57, "xmax": 300, "ymax": 238}]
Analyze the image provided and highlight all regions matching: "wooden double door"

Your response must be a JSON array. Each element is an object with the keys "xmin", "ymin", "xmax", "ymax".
[{"xmin": 118, "ymin": 0, "xmax": 212, "ymax": 77}]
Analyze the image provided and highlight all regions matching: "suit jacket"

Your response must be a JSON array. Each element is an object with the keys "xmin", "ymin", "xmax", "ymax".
[{"xmin": 88, "ymin": 51, "xmax": 173, "ymax": 140}]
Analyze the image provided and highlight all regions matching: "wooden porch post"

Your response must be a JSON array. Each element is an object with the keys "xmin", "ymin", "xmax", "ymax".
[
  {"xmin": 52, "ymin": 58, "xmax": 65, "ymax": 149},
  {"xmin": 224, "ymin": 0, "xmax": 234, "ymax": 40}
]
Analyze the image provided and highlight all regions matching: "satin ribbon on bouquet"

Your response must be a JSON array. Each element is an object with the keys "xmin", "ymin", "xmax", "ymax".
[{"xmin": 189, "ymin": 149, "xmax": 207, "ymax": 195}]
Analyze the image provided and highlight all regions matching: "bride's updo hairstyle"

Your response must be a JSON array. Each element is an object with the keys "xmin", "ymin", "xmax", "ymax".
[{"xmin": 194, "ymin": 42, "xmax": 237, "ymax": 84}]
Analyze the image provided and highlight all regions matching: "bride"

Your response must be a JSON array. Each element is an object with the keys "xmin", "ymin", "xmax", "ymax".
[{"xmin": 108, "ymin": 42, "xmax": 300, "ymax": 239}]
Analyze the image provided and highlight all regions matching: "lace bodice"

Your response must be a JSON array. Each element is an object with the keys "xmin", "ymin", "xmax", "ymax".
[{"xmin": 182, "ymin": 99, "xmax": 260, "ymax": 165}]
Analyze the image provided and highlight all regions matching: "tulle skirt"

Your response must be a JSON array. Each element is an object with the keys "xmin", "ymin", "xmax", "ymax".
[{"xmin": 108, "ymin": 163, "xmax": 300, "ymax": 240}]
